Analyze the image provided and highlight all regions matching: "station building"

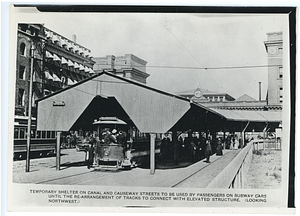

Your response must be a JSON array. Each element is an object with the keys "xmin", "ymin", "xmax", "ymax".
[{"xmin": 177, "ymin": 32, "xmax": 283, "ymax": 112}]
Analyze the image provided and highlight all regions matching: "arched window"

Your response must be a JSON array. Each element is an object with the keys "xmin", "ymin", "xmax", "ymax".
[{"xmin": 20, "ymin": 43, "xmax": 26, "ymax": 56}]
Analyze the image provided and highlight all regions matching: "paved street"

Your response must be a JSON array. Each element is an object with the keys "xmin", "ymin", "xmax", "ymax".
[{"xmin": 13, "ymin": 148, "xmax": 240, "ymax": 187}]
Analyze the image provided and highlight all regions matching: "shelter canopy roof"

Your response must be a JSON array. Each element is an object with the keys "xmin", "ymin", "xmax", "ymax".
[
  {"xmin": 211, "ymin": 108, "xmax": 282, "ymax": 123},
  {"xmin": 36, "ymin": 72, "xmax": 223, "ymax": 133}
]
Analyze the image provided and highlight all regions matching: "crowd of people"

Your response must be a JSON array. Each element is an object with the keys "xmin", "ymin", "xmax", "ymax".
[
  {"xmin": 82, "ymin": 128, "xmax": 128, "ymax": 169},
  {"xmin": 160, "ymin": 132, "xmax": 246, "ymax": 163},
  {"xmin": 160, "ymin": 132, "xmax": 219, "ymax": 163},
  {"xmin": 66, "ymin": 128, "xmax": 248, "ymax": 168}
]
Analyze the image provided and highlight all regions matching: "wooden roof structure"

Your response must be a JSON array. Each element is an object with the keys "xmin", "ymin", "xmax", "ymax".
[
  {"xmin": 36, "ymin": 71, "xmax": 225, "ymax": 133},
  {"xmin": 36, "ymin": 71, "xmax": 281, "ymax": 133}
]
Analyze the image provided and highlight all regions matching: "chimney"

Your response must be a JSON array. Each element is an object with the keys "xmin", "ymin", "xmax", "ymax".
[
  {"xmin": 72, "ymin": 34, "xmax": 76, "ymax": 43},
  {"xmin": 259, "ymin": 82, "xmax": 262, "ymax": 101}
]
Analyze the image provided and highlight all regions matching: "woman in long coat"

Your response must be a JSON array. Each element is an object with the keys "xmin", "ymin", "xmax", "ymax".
[
  {"xmin": 216, "ymin": 138, "xmax": 223, "ymax": 156},
  {"xmin": 204, "ymin": 139, "xmax": 213, "ymax": 163}
]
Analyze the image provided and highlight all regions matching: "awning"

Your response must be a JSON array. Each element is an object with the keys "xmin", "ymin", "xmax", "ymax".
[
  {"xmin": 53, "ymin": 54, "xmax": 61, "ymax": 62},
  {"xmin": 74, "ymin": 62, "xmax": 80, "ymax": 69},
  {"xmin": 84, "ymin": 66, "xmax": 90, "ymax": 73},
  {"xmin": 66, "ymin": 42, "xmax": 72, "ymax": 50},
  {"xmin": 79, "ymin": 64, "xmax": 85, "ymax": 71},
  {"xmin": 44, "ymin": 71, "xmax": 54, "ymax": 80},
  {"xmin": 61, "ymin": 39, "xmax": 67, "ymax": 46},
  {"xmin": 61, "ymin": 57, "xmax": 68, "ymax": 64},
  {"xmin": 210, "ymin": 109, "xmax": 282, "ymax": 123},
  {"xmin": 67, "ymin": 78, "xmax": 75, "ymax": 85},
  {"xmin": 45, "ymin": 51, "xmax": 54, "ymax": 59},
  {"xmin": 68, "ymin": 60, "xmax": 74, "ymax": 67},
  {"xmin": 52, "ymin": 73, "xmax": 61, "ymax": 82},
  {"xmin": 52, "ymin": 35, "xmax": 59, "ymax": 43},
  {"xmin": 74, "ymin": 45, "xmax": 80, "ymax": 52},
  {"xmin": 89, "ymin": 68, "xmax": 95, "ymax": 74}
]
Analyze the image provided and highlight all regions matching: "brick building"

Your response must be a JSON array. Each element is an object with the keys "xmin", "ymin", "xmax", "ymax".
[{"xmin": 16, "ymin": 24, "xmax": 95, "ymax": 117}]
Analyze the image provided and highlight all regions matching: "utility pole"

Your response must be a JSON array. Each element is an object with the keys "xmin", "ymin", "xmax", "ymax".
[
  {"xmin": 258, "ymin": 82, "xmax": 262, "ymax": 101},
  {"xmin": 26, "ymin": 43, "xmax": 35, "ymax": 172}
]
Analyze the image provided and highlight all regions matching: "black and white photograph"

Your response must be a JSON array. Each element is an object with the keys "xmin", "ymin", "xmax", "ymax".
[{"xmin": 4, "ymin": 4, "xmax": 296, "ymax": 213}]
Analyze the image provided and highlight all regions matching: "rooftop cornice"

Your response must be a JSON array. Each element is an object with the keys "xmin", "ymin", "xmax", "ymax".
[
  {"xmin": 46, "ymin": 43, "xmax": 95, "ymax": 64},
  {"xmin": 44, "ymin": 27, "xmax": 91, "ymax": 52}
]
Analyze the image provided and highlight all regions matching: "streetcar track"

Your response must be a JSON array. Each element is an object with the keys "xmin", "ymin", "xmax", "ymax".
[
  {"xmin": 37, "ymin": 171, "xmax": 92, "ymax": 184},
  {"xmin": 172, "ymin": 151, "xmax": 234, "ymax": 187}
]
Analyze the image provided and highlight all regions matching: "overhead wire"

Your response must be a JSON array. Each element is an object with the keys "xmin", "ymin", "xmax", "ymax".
[
  {"xmin": 106, "ymin": 63, "xmax": 281, "ymax": 71},
  {"xmin": 163, "ymin": 23, "xmax": 221, "ymax": 91}
]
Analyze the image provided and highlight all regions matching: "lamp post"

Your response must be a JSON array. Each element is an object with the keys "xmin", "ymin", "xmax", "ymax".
[{"xmin": 26, "ymin": 43, "xmax": 36, "ymax": 172}]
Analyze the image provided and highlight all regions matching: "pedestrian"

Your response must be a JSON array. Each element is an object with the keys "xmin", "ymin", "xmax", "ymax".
[
  {"xmin": 160, "ymin": 133, "xmax": 171, "ymax": 160},
  {"xmin": 233, "ymin": 136, "xmax": 239, "ymax": 150},
  {"xmin": 216, "ymin": 137, "xmax": 223, "ymax": 156},
  {"xmin": 87, "ymin": 133, "xmax": 96, "ymax": 169},
  {"xmin": 204, "ymin": 139, "xmax": 213, "ymax": 163},
  {"xmin": 104, "ymin": 129, "xmax": 117, "ymax": 144}
]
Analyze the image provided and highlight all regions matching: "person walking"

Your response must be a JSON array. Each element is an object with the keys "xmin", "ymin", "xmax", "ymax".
[
  {"xmin": 204, "ymin": 139, "xmax": 213, "ymax": 163},
  {"xmin": 216, "ymin": 137, "xmax": 223, "ymax": 156},
  {"xmin": 87, "ymin": 133, "xmax": 96, "ymax": 169}
]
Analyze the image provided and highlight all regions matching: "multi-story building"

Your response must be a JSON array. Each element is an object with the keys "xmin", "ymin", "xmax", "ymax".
[
  {"xmin": 264, "ymin": 32, "xmax": 283, "ymax": 109},
  {"xmin": 177, "ymin": 32, "xmax": 283, "ymax": 111},
  {"xmin": 16, "ymin": 23, "xmax": 95, "ymax": 117},
  {"xmin": 177, "ymin": 87, "xmax": 268, "ymax": 110},
  {"xmin": 93, "ymin": 54, "xmax": 150, "ymax": 84}
]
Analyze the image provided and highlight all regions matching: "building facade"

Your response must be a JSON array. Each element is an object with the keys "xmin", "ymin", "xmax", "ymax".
[
  {"xmin": 264, "ymin": 32, "xmax": 283, "ymax": 109},
  {"xmin": 177, "ymin": 88, "xmax": 268, "ymax": 110},
  {"xmin": 93, "ymin": 54, "xmax": 150, "ymax": 84},
  {"xmin": 177, "ymin": 31, "xmax": 283, "ymax": 111},
  {"xmin": 16, "ymin": 23, "xmax": 95, "ymax": 117}
]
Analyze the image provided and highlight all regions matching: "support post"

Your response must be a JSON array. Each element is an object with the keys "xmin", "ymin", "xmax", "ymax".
[
  {"xmin": 241, "ymin": 121, "xmax": 250, "ymax": 148},
  {"xmin": 150, "ymin": 133, "xmax": 156, "ymax": 175},
  {"xmin": 223, "ymin": 131, "xmax": 226, "ymax": 150},
  {"xmin": 25, "ymin": 44, "xmax": 35, "ymax": 172},
  {"xmin": 56, "ymin": 131, "xmax": 61, "ymax": 170},
  {"xmin": 172, "ymin": 128, "xmax": 178, "ymax": 165}
]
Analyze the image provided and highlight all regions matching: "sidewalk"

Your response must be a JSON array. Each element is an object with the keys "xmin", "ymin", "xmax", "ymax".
[{"xmin": 13, "ymin": 149, "xmax": 241, "ymax": 187}]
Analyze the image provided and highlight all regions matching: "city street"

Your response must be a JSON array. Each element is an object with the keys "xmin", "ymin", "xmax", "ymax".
[{"xmin": 13, "ymin": 148, "xmax": 239, "ymax": 187}]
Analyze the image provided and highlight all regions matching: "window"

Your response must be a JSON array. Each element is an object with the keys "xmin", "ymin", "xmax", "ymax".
[
  {"xmin": 278, "ymin": 48, "xmax": 283, "ymax": 54},
  {"xmin": 279, "ymin": 67, "xmax": 283, "ymax": 79},
  {"xmin": 19, "ymin": 65, "xmax": 26, "ymax": 80},
  {"xmin": 36, "ymin": 131, "xmax": 41, "ymax": 138},
  {"xmin": 18, "ymin": 89, "xmax": 25, "ymax": 106},
  {"xmin": 279, "ymin": 87, "xmax": 283, "ymax": 103},
  {"xmin": 14, "ymin": 128, "xmax": 19, "ymax": 139},
  {"xmin": 20, "ymin": 43, "xmax": 26, "ymax": 56},
  {"xmin": 19, "ymin": 128, "xmax": 26, "ymax": 139},
  {"xmin": 42, "ymin": 131, "xmax": 46, "ymax": 138}
]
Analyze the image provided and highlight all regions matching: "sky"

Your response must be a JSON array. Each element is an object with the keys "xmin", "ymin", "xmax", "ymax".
[{"xmin": 11, "ymin": 7, "xmax": 288, "ymax": 100}]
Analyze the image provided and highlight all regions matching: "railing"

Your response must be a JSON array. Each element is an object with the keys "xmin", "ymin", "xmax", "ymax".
[
  {"xmin": 206, "ymin": 140, "xmax": 255, "ymax": 189},
  {"xmin": 252, "ymin": 139, "xmax": 281, "ymax": 151}
]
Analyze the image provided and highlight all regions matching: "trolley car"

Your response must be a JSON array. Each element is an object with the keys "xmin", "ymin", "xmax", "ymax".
[
  {"xmin": 13, "ymin": 116, "xmax": 56, "ymax": 160},
  {"xmin": 90, "ymin": 117, "xmax": 135, "ymax": 170}
]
